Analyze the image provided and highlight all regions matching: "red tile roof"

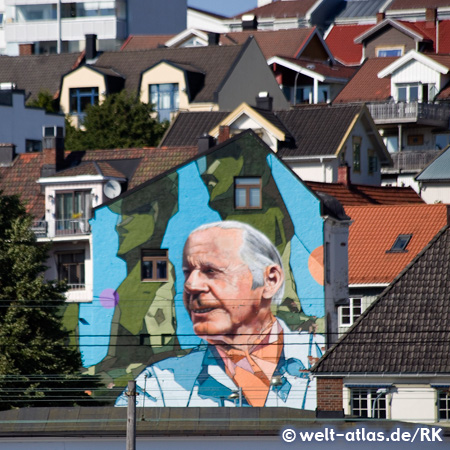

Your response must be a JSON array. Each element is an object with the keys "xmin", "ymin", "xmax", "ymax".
[
  {"xmin": 388, "ymin": 0, "xmax": 450, "ymax": 10},
  {"xmin": 0, "ymin": 153, "xmax": 45, "ymax": 219},
  {"xmin": 219, "ymin": 28, "xmax": 316, "ymax": 59},
  {"xmin": 333, "ymin": 57, "xmax": 396, "ymax": 103},
  {"xmin": 277, "ymin": 57, "xmax": 357, "ymax": 79},
  {"xmin": 235, "ymin": 0, "xmax": 317, "ymax": 19},
  {"xmin": 325, "ymin": 24, "xmax": 372, "ymax": 66},
  {"xmin": 120, "ymin": 34, "xmax": 175, "ymax": 51},
  {"xmin": 346, "ymin": 204, "xmax": 449, "ymax": 285},
  {"xmin": 304, "ymin": 181, "xmax": 424, "ymax": 206}
]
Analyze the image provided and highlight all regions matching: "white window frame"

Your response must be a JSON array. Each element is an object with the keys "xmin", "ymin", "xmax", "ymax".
[
  {"xmin": 338, "ymin": 297, "xmax": 363, "ymax": 328},
  {"xmin": 437, "ymin": 389, "xmax": 450, "ymax": 421},
  {"xmin": 350, "ymin": 388, "xmax": 388, "ymax": 419}
]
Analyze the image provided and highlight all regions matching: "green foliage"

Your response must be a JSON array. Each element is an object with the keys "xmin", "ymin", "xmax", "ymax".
[
  {"xmin": 26, "ymin": 90, "xmax": 59, "ymax": 114},
  {"xmin": 0, "ymin": 193, "xmax": 103, "ymax": 409},
  {"xmin": 65, "ymin": 90, "xmax": 169, "ymax": 151}
]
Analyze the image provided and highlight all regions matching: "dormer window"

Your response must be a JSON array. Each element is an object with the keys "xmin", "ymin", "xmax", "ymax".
[
  {"xmin": 387, "ymin": 234, "xmax": 412, "ymax": 253},
  {"xmin": 150, "ymin": 83, "xmax": 179, "ymax": 122},
  {"xmin": 70, "ymin": 87, "xmax": 99, "ymax": 120}
]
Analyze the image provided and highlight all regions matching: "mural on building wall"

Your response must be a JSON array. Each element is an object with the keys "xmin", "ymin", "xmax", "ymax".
[{"xmin": 63, "ymin": 132, "xmax": 326, "ymax": 408}]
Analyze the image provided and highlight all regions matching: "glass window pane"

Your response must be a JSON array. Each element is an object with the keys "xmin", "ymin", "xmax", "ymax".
[
  {"xmin": 235, "ymin": 178, "xmax": 258, "ymax": 185},
  {"xmin": 398, "ymin": 87, "xmax": 406, "ymax": 102},
  {"xmin": 249, "ymin": 188, "xmax": 261, "ymax": 207},
  {"xmin": 235, "ymin": 188, "xmax": 247, "ymax": 207},
  {"xmin": 142, "ymin": 260, "xmax": 153, "ymax": 280},
  {"xmin": 409, "ymin": 86, "xmax": 419, "ymax": 102},
  {"xmin": 156, "ymin": 260, "xmax": 167, "ymax": 279}
]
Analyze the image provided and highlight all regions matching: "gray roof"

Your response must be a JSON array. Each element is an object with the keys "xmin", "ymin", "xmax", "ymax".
[
  {"xmin": 334, "ymin": 0, "xmax": 388, "ymax": 20},
  {"xmin": 0, "ymin": 53, "xmax": 83, "ymax": 102},
  {"xmin": 160, "ymin": 104, "xmax": 364, "ymax": 158},
  {"xmin": 276, "ymin": 105, "xmax": 363, "ymax": 158},
  {"xmin": 313, "ymin": 225, "xmax": 450, "ymax": 374},
  {"xmin": 92, "ymin": 45, "xmax": 245, "ymax": 103},
  {"xmin": 415, "ymin": 146, "xmax": 450, "ymax": 182}
]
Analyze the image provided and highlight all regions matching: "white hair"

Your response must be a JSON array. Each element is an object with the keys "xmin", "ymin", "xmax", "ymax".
[{"xmin": 189, "ymin": 221, "xmax": 285, "ymax": 305}]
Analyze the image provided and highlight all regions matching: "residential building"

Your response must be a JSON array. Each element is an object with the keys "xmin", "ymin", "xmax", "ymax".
[
  {"xmin": 313, "ymin": 222, "xmax": 450, "ymax": 424},
  {"xmin": 341, "ymin": 203, "xmax": 449, "ymax": 337},
  {"xmin": 416, "ymin": 145, "xmax": 450, "ymax": 204},
  {"xmin": 121, "ymin": 27, "xmax": 355, "ymax": 106},
  {"xmin": 160, "ymin": 102, "xmax": 391, "ymax": 185},
  {"xmin": 2, "ymin": 0, "xmax": 187, "ymax": 55},
  {"xmin": 74, "ymin": 130, "xmax": 350, "ymax": 408},
  {"xmin": 60, "ymin": 38, "xmax": 289, "ymax": 126},
  {"xmin": 0, "ymin": 89, "xmax": 64, "ymax": 154},
  {"xmin": 0, "ymin": 143, "xmax": 198, "ymax": 303},
  {"xmin": 333, "ymin": 51, "xmax": 450, "ymax": 191}
]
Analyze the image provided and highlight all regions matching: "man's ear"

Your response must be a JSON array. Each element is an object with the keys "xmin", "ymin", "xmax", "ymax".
[{"xmin": 262, "ymin": 265, "xmax": 284, "ymax": 300}]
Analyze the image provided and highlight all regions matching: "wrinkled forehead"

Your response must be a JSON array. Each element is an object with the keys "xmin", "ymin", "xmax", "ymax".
[{"xmin": 183, "ymin": 227, "xmax": 244, "ymax": 261}]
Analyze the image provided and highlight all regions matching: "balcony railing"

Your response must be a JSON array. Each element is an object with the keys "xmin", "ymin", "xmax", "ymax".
[
  {"xmin": 382, "ymin": 150, "xmax": 440, "ymax": 172},
  {"xmin": 367, "ymin": 102, "xmax": 450, "ymax": 125},
  {"xmin": 32, "ymin": 218, "xmax": 91, "ymax": 238}
]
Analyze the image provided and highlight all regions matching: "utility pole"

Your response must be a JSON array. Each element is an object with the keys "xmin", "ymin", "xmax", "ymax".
[{"xmin": 126, "ymin": 380, "xmax": 137, "ymax": 450}]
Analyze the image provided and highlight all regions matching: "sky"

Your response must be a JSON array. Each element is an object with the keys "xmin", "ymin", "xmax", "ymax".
[{"xmin": 187, "ymin": 0, "xmax": 258, "ymax": 17}]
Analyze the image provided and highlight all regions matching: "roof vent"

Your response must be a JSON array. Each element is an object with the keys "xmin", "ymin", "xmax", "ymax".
[{"xmin": 307, "ymin": 64, "xmax": 315, "ymax": 70}]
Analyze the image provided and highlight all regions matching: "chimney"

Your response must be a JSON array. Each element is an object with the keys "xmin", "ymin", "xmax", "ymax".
[
  {"xmin": 208, "ymin": 32, "xmax": 220, "ymax": 46},
  {"xmin": 85, "ymin": 34, "xmax": 97, "ymax": 61},
  {"xmin": 41, "ymin": 129, "xmax": 65, "ymax": 177},
  {"xmin": 19, "ymin": 43, "xmax": 34, "ymax": 56},
  {"xmin": 218, "ymin": 126, "xmax": 230, "ymax": 144},
  {"xmin": 376, "ymin": 12, "xmax": 385, "ymax": 23},
  {"xmin": 198, "ymin": 133, "xmax": 215, "ymax": 153},
  {"xmin": 256, "ymin": 91, "xmax": 273, "ymax": 111},
  {"xmin": 315, "ymin": 378, "xmax": 345, "ymax": 419},
  {"xmin": 0, "ymin": 144, "xmax": 16, "ymax": 166},
  {"xmin": 338, "ymin": 164, "xmax": 350, "ymax": 186},
  {"xmin": 425, "ymin": 8, "xmax": 437, "ymax": 22},
  {"xmin": 242, "ymin": 14, "xmax": 258, "ymax": 30}
]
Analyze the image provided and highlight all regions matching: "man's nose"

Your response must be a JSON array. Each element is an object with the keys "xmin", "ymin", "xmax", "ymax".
[{"xmin": 184, "ymin": 270, "xmax": 208, "ymax": 293}]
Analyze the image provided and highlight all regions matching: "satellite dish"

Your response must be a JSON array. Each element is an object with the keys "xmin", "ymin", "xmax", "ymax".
[{"xmin": 103, "ymin": 180, "xmax": 122, "ymax": 199}]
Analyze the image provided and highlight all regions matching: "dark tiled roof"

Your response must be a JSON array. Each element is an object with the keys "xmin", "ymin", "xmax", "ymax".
[
  {"xmin": 0, "ymin": 53, "xmax": 83, "ymax": 102},
  {"xmin": 235, "ymin": 0, "xmax": 318, "ymax": 19},
  {"xmin": 275, "ymin": 105, "xmax": 363, "ymax": 157},
  {"xmin": 333, "ymin": 57, "xmax": 396, "ymax": 103},
  {"xmin": 0, "ymin": 153, "xmax": 45, "ymax": 219},
  {"xmin": 346, "ymin": 204, "xmax": 449, "ymax": 285},
  {"xmin": 50, "ymin": 161, "xmax": 126, "ymax": 178},
  {"xmin": 160, "ymin": 111, "xmax": 228, "ymax": 147},
  {"xmin": 92, "ymin": 45, "xmax": 245, "ymax": 103},
  {"xmin": 304, "ymin": 181, "xmax": 424, "ymax": 206},
  {"xmin": 120, "ymin": 35, "xmax": 175, "ymax": 51},
  {"xmin": 313, "ymin": 225, "xmax": 450, "ymax": 374}
]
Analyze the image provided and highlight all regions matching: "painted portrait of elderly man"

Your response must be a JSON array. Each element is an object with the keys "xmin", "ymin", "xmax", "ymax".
[{"xmin": 116, "ymin": 221, "xmax": 324, "ymax": 408}]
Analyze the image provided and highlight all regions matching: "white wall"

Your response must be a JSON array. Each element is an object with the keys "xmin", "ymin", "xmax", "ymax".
[
  {"xmin": 419, "ymin": 183, "xmax": 450, "ymax": 204},
  {"xmin": 0, "ymin": 91, "xmax": 64, "ymax": 153}
]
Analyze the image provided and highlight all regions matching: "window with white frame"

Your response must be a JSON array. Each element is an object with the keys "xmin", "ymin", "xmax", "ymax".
[
  {"xmin": 438, "ymin": 389, "xmax": 450, "ymax": 421},
  {"xmin": 377, "ymin": 47, "xmax": 403, "ymax": 57},
  {"xmin": 339, "ymin": 298, "xmax": 362, "ymax": 327},
  {"xmin": 150, "ymin": 83, "xmax": 179, "ymax": 122},
  {"xmin": 57, "ymin": 251, "xmax": 85, "ymax": 289},
  {"xmin": 351, "ymin": 388, "xmax": 388, "ymax": 419},
  {"xmin": 55, "ymin": 191, "xmax": 91, "ymax": 235}
]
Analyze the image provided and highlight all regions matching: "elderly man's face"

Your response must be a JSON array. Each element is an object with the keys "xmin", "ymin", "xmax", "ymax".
[{"xmin": 182, "ymin": 227, "xmax": 269, "ymax": 340}]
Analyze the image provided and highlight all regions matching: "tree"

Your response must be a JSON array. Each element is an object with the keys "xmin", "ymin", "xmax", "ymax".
[
  {"xmin": 65, "ymin": 90, "xmax": 169, "ymax": 151},
  {"xmin": 26, "ymin": 90, "xmax": 59, "ymax": 114},
  {"xmin": 0, "ymin": 193, "xmax": 102, "ymax": 409}
]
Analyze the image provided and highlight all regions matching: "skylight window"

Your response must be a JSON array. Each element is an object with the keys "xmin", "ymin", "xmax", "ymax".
[{"xmin": 388, "ymin": 234, "xmax": 412, "ymax": 253}]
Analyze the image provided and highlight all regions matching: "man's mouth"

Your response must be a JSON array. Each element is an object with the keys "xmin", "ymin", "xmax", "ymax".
[{"xmin": 191, "ymin": 307, "xmax": 217, "ymax": 314}]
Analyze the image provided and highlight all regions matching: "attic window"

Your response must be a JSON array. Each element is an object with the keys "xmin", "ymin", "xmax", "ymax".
[{"xmin": 387, "ymin": 234, "xmax": 412, "ymax": 253}]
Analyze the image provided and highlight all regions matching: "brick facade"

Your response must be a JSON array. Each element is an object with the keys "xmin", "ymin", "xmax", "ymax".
[{"xmin": 316, "ymin": 377, "xmax": 343, "ymax": 412}]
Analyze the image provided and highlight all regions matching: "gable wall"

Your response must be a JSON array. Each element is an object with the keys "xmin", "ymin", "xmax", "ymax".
[
  {"xmin": 300, "ymin": 34, "xmax": 330, "ymax": 60},
  {"xmin": 365, "ymin": 27, "xmax": 414, "ymax": 58}
]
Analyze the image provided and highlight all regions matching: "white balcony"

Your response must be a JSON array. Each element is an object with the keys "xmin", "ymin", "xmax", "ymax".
[
  {"xmin": 32, "ymin": 217, "xmax": 91, "ymax": 239},
  {"xmin": 367, "ymin": 102, "xmax": 450, "ymax": 127},
  {"xmin": 5, "ymin": 16, "xmax": 127, "ymax": 43}
]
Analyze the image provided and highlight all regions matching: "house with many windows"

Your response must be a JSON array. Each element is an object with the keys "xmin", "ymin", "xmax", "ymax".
[
  {"xmin": 60, "ymin": 37, "xmax": 288, "ymax": 126},
  {"xmin": 160, "ymin": 101, "xmax": 392, "ymax": 185},
  {"xmin": 313, "ymin": 222, "xmax": 450, "ymax": 424}
]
